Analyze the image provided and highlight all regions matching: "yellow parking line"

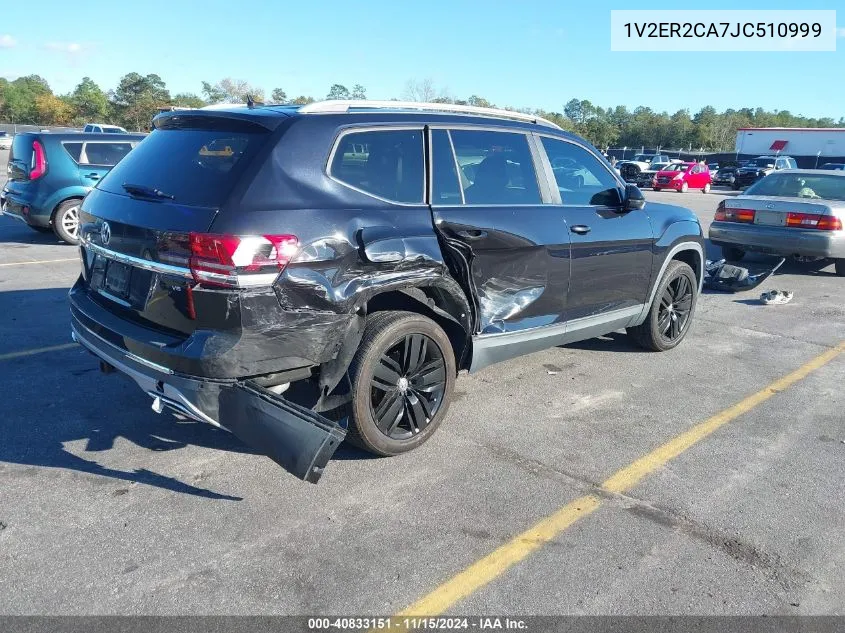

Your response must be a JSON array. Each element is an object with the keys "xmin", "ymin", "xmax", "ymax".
[
  {"xmin": 0, "ymin": 342, "xmax": 79, "ymax": 361},
  {"xmin": 0, "ymin": 258, "xmax": 78, "ymax": 267},
  {"xmin": 398, "ymin": 340, "xmax": 845, "ymax": 617}
]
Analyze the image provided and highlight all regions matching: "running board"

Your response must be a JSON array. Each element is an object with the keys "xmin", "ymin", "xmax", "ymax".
[{"xmin": 217, "ymin": 381, "xmax": 347, "ymax": 484}]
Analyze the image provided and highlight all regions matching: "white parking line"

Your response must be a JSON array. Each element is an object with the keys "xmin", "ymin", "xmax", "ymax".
[{"xmin": 0, "ymin": 258, "xmax": 78, "ymax": 267}]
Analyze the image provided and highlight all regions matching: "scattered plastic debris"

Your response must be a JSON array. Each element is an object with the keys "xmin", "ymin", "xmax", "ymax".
[
  {"xmin": 760, "ymin": 290, "xmax": 794, "ymax": 305},
  {"xmin": 703, "ymin": 257, "xmax": 786, "ymax": 293}
]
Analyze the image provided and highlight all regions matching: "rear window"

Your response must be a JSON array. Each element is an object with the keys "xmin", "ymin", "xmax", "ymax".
[
  {"xmin": 98, "ymin": 128, "xmax": 268, "ymax": 207},
  {"xmin": 63, "ymin": 142, "xmax": 84, "ymax": 162},
  {"xmin": 745, "ymin": 173, "xmax": 845, "ymax": 201}
]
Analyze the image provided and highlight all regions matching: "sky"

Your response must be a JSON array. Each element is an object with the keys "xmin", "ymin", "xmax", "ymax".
[{"xmin": 1, "ymin": 0, "xmax": 843, "ymax": 118}]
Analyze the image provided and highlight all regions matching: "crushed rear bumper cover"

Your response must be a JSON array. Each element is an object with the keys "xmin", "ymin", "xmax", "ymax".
[{"xmin": 70, "ymin": 317, "xmax": 346, "ymax": 483}]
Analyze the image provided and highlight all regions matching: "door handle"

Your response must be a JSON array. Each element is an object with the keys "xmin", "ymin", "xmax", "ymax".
[
  {"xmin": 570, "ymin": 225, "xmax": 591, "ymax": 235},
  {"xmin": 456, "ymin": 229, "xmax": 488, "ymax": 241},
  {"xmin": 84, "ymin": 173, "xmax": 100, "ymax": 180}
]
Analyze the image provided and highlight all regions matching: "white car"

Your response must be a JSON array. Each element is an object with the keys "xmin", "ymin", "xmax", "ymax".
[
  {"xmin": 83, "ymin": 123, "xmax": 128, "ymax": 134},
  {"xmin": 0, "ymin": 131, "xmax": 11, "ymax": 150}
]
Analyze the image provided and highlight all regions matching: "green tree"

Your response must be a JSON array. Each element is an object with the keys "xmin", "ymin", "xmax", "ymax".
[
  {"xmin": 172, "ymin": 93, "xmax": 205, "ymax": 108},
  {"xmin": 35, "ymin": 93, "xmax": 74, "ymax": 125},
  {"xmin": 351, "ymin": 84, "xmax": 367, "ymax": 100},
  {"xmin": 1, "ymin": 75, "xmax": 52, "ymax": 123},
  {"xmin": 271, "ymin": 87, "xmax": 288, "ymax": 103},
  {"xmin": 71, "ymin": 77, "xmax": 110, "ymax": 123},
  {"xmin": 326, "ymin": 84, "xmax": 350, "ymax": 100},
  {"xmin": 201, "ymin": 78, "xmax": 264, "ymax": 104},
  {"xmin": 112, "ymin": 72, "xmax": 172, "ymax": 130},
  {"xmin": 201, "ymin": 81, "xmax": 227, "ymax": 104},
  {"xmin": 291, "ymin": 95, "xmax": 315, "ymax": 105},
  {"xmin": 467, "ymin": 95, "xmax": 493, "ymax": 108}
]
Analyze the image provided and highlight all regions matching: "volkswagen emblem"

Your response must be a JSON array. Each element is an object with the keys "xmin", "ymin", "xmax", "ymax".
[{"xmin": 100, "ymin": 222, "xmax": 111, "ymax": 246}]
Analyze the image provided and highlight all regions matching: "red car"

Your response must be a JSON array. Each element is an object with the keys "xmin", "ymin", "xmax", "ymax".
[{"xmin": 652, "ymin": 162, "xmax": 712, "ymax": 193}]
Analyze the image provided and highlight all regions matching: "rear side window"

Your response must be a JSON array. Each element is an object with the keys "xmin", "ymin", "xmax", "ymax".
[
  {"xmin": 449, "ymin": 129, "xmax": 540, "ymax": 205},
  {"xmin": 81, "ymin": 142, "xmax": 134, "ymax": 166},
  {"xmin": 98, "ymin": 128, "xmax": 268, "ymax": 208},
  {"xmin": 330, "ymin": 129, "xmax": 424, "ymax": 203},
  {"xmin": 63, "ymin": 142, "xmax": 84, "ymax": 162}
]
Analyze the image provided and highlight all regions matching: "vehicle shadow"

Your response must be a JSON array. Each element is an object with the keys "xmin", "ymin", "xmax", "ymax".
[
  {"xmin": 0, "ymin": 216, "xmax": 67, "ymax": 246},
  {"xmin": 560, "ymin": 331, "xmax": 642, "ymax": 353},
  {"xmin": 0, "ymin": 286, "xmax": 377, "ymax": 498}
]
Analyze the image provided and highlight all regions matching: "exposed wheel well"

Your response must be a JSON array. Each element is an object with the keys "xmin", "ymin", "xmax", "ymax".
[
  {"xmin": 671, "ymin": 248, "xmax": 702, "ymax": 286},
  {"xmin": 366, "ymin": 288, "xmax": 470, "ymax": 371},
  {"xmin": 50, "ymin": 197, "xmax": 84, "ymax": 225}
]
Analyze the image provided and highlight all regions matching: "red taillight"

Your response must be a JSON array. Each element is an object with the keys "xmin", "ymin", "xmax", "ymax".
[
  {"xmin": 29, "ymin": 140, "xmax": 47, "ymax": 180},
  {"xmin": 188, "ymin": 232, "xmax": 298, "ymax": 288},
  {"xmin": 715, "ymin": 202, "xmax": 755, "ymax": 224},
  {"xmin": 785, "ymin": 213, "xmax": 843, "ymax": 231}
]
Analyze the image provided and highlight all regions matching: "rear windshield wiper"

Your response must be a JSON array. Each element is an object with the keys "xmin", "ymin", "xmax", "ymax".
[{"xmin": 122, "ymin": 183, "xmax": 175, "ymax": 200}]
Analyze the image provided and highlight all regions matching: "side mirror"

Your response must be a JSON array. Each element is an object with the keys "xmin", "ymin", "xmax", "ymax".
[{"xmin": 624, "ymin": 184, "xmax": 646, "ymax": 211}]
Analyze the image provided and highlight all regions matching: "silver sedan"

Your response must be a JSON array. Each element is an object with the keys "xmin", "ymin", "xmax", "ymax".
[{"xmin": 709, "ymin": 169, "xmax": 845, "ymax": 276}]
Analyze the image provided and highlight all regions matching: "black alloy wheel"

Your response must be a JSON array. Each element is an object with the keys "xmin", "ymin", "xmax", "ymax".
[
  {"xmin": 657, "ymin": 273, "xmax": 694, "ymax": 343},
  {"xmin": 370, "ymin": 333, "xmax": 447, "ymax": 440}
]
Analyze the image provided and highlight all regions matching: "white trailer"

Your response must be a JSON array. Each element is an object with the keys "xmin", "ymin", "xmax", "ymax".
[{"xmin": 735, "ymin": 128, "xmax": 845, "ymax": 165}]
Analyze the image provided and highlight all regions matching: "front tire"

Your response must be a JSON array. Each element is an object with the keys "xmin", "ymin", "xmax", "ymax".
[
  {"xmin": 703, "ymin": 183, "xmax": 711, "ymax": 193},
  {"xmin": 346, "ymin": 311, "xmax": 455, "ymax": 456},
  {"xmin": 52, "ymin": 200, "xmax": 81, "ymax": 245},
  {"xmin": 679, "ymin": 182, "xmax": 689, "ymax": 193},
  {"xmin": 628, "ymin": 260, "xmax": 697, "ymax": 352}
]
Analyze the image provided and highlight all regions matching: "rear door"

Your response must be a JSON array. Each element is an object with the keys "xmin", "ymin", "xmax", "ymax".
[
  {"xmin": 77, "ymin": 140, "xmax": 136, "ymax": 186},
  {"xmin": 536, "ymin": 135, "xmax": 654, "ymax": 321},
  {"xmin": 429, "ymin": 127, "xmax": 570, "ymax": 335}
]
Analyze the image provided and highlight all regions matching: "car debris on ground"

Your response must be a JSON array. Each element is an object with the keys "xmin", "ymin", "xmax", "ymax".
[{"xmin": 703, "ymin": 258, "xmax": 786, "ymax": 293}]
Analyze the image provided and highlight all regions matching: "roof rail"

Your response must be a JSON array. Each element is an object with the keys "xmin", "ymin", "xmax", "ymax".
[
  {"xmin": 297, "ymin": 100, "xmax": 562, "ymax": 130},
  {"xmin": 200, "ymin": 103, "xmax": 249, "ymax": 110}
]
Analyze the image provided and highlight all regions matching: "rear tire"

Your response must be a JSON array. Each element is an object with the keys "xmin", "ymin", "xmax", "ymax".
[
  {"xmin": 52, "ymin": 200, "xmax": 81, "ymax": 245},
  {"xmin": 628, "ymin": 260, "xmax": 697, "ymax": 352},
  {"xmin": 703, "ymin": 183, "xmax": 711, "ymax": 193},
  {"xmin": 721, "ymin": 245, "xmax": 746, "ymax": 262},
  {"xmin": 835, "ymin": 259, "xmax": 845, "ymax": 277},
  {"xmin": 346, "ymin": 311, "xmax": 455, "ymax": 456}
]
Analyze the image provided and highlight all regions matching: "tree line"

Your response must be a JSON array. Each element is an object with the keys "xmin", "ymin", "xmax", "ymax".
[{"xmin": 1, "ymin": 74, "xmax": 842, "ymax": 151}]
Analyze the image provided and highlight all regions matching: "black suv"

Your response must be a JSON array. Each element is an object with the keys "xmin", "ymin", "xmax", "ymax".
[
  {"xmin": 733, "ymin": 155, "xmax": 798, "ymax": 189},
  {"xmin": 69, "ymin": 102, "xmax": 705, "ymax": 483}
]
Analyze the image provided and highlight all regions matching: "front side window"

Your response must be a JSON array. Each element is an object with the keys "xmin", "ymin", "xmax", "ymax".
[
  {"xmin": 449, "ymin": 129, "xmax": 540, "ymax": 205},
  {"xmin": 81, "ymin": 142, "xmax": 134, "ymax": 166},
  {"xmin": 541, "ymin": 137, "xmax": 620, "ymax": 206},
  {"xmin": 330, "ymin": 129, "xmax": 424, "ymax": 203}
]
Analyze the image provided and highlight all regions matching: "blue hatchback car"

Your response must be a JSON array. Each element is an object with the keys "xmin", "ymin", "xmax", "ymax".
[{"xmin": 1, "ymin": 132, "xmax": 145, "ymax": 243}]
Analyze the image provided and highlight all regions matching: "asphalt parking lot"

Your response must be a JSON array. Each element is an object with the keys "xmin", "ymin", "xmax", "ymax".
[{"xmin": 1, "ymin": 159, "xmax": 843, "ymax": 616}]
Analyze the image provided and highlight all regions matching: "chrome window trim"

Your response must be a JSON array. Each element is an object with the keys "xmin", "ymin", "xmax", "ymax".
[
  {"xmin": 83, "ymin": 241, "xmax": 280, "ymax": 288},
  {"xmin": 83, "ymin": 241, "xmax": 193, "ymax": 279},
  {"xmin": 325, "ymin": 125, "xmax": 428, "ymax": 206}
]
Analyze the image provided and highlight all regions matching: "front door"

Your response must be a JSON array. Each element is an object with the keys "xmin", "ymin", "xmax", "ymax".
[
  {"xmin": 537, "ymin": 135, "xmax": 654, "ymax": 322},
  {"xmin": 429, "ymin": 128, "xmax": 570, "ymax": 335}
]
